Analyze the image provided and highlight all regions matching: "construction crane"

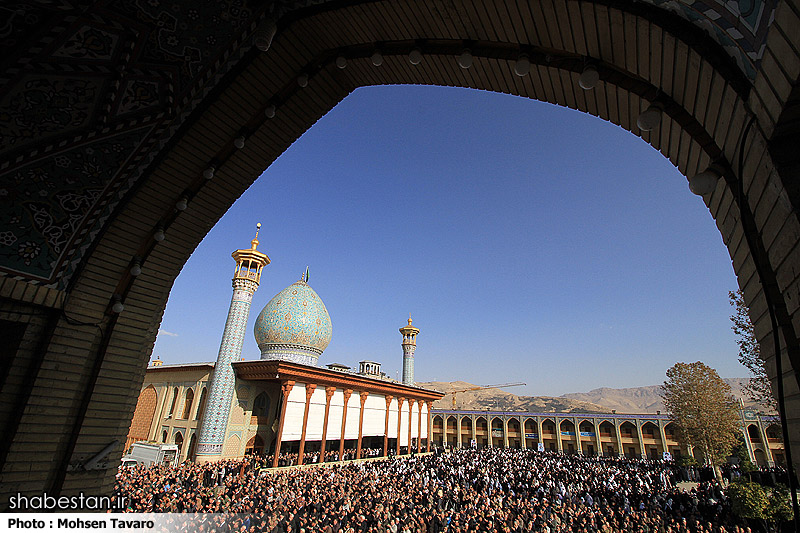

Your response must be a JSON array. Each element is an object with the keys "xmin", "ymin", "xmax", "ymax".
[{"xmin": 449, "ymin": 382, "xmax": 526, "ymax": 409}]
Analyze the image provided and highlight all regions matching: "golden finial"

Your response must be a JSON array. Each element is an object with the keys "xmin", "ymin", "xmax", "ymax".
[
  {"xmin": 251, "ymin": 222, "xmax": 261, "ymax": 250},
  {"xmin": 408, "ymin": 314, "xmax": 413, "ymax": 326}
]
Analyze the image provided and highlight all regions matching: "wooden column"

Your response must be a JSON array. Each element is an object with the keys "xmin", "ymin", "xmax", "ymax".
[
  {"xmin": 320, "ymin": 387, "xmax": 335, "ymax": 462},
  {"xmin": 383, "ymin": 395, "xmax": 393, "ymax": 457},
  {"xmin": 396, "ymin": 397, "xmax": 405, "ymax": 456},
  {"xmin": 356, "ymin": 391, "xmax": 368, "ymax": 459},
  {"xmin": 271, "ymin": 381, "xmax": 294, "ymax": 468},
  {"xmin": 426, "ymin": 402, "xmax": 432, "ymax": 452},
  {"xmin": 339, "ymin": 389, "xmax": 352, "ymax": 461},
  {"xmin": 296, "ymin": 384, "xmax": 317, "ymax": 466},
  {"xmin": 407, "ymin": 400, "xmax": 413, "ymax": 454},
  {"xmin": 417, "ymin": 400, "xmax": 423, "ymax": 451}
]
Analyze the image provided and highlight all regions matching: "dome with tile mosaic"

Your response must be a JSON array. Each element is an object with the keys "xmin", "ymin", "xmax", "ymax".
[{"xmin": 253, "ymin": 278, "xmax": 332, "ymax": 366}]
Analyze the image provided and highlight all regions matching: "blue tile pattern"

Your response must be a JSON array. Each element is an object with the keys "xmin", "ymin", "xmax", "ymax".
[
  {"xmin": 641, "ymin": 0, "xmax": 777, "ymax": 80},
  {"xmin": 254, "ymin": 280, "xmax": 332, "ymax": 365},
  {"xmin": 196, "ymin": 278, "xmax": 257, "ymax": 457}
]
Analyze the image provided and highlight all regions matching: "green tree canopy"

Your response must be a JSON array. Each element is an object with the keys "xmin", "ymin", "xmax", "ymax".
[
  {"xmin": 729, "ymin": 290, "xmax": 777, "ymax": 412},
  {"xmin": 728, "ymin": 480, "xmax": 768, "ymax": 521},
  {"xmin": 661, "ymin": 361, "xmax": 741, "ymax": 467}
]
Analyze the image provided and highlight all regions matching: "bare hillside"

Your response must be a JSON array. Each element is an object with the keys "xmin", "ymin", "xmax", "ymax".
[
  {"xmin": 561, "ymin": 378, "xmax": 763, "ymax": 414},
  {"xmin": 419, "ymin": 378, "xmax": 766, "ymax": 414},
  {"xmin": 418, "ymin": 381, "xmax": 612, "ymax": 413}
]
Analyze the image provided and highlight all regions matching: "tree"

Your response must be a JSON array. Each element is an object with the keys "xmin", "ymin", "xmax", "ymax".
[
  {"xmin": 728, "ymin": 481, "xmax": 794, "ymax": 532},
  {"xmin": 732, "ymin": 434, "xmax": 757, "ymax": 475},
  {"xmin": 766, "ymin": 484, "xmax": 794, "ymax": 528},
  {"xmin": 730, "ymin": 290, "xmax": 777, "ymax": 412},
  {"xmin": 728, "ymin": 480, "xmax": 768, "ymax": 523},
  {"xmin": 661, "ymin": 362, "xmax": 741, "ymax": 473}
]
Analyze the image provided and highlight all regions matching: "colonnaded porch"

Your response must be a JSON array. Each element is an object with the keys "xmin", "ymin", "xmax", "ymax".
[{"xmin": 432, "ymin": 410, "xmax": 786, "ymax": 466}]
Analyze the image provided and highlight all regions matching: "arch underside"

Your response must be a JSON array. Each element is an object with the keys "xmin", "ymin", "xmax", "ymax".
[{"xmin": 1, "ymin": 0, "xmax": 800, "ymax": 503}]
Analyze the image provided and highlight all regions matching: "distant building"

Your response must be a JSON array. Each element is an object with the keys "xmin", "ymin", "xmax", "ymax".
[
  {"xmin": 125, "ymin": 228, "xmax": 442, "ymax": 465},
  {"xmin": 430, "ymin": 409, "xmax": 785, "ymax": 466}
]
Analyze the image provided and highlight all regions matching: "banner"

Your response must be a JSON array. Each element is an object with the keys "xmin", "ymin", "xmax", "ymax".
[{"xmin": 3, "ymin": 513, "xmax": 274, "ymax": 532}]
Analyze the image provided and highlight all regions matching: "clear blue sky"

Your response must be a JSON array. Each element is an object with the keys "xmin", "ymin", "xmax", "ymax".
[{"xmin": 153, "ymin": 84, "xmax": 744, "ymax": 397}]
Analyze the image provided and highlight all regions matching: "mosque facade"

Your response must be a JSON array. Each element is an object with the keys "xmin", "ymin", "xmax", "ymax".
[
  {"xmin": 125, "ymin": 228, "xmax": 442, "ymax": 465},
  {"xmin": 125, "ymin": 227, "xmax": 784, "ymax": 468}
]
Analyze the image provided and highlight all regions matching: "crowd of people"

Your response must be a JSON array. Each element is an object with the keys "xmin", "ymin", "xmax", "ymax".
[
  {"xmin": 113, "ymin": 447, "xmax": 758, "ymax": 532},
  {"xmin": 269, "ymin": 448, "xmax": 387, "ymax": 467}
]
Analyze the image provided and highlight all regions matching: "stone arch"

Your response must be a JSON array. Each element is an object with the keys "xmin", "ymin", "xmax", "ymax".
[
  {"xmin": 754, "ymin": 448, "xmax": 768, "ymax": 467},
  {"xmin": 474, "ymin": 417, "xmax": 489, "ymax": 448},
  {"xmin": 174, "ymin": 431, "xmax": 184, "ymax": 455},
  {"xmin": 3, "ymin": 0, "xmax": 800, "ymax": 499},
  {"xmin": 125, "ymin": 385, "xmax": 158, "ymax": 451},
  {"xmin": 641, "ymin": 421, "xmax": 663, "ymax": 459},
  {"xmin": 641, "ymin": 421, "xmax": 659, "ymax": 437},
  {"xmin": 579, "ymin": 420, "xmax": 594, "ymax": 434},
  {"xmin": 748, "ymin": 424, "xmax": 763, "ymax": 443},
  {"xmin": 491, "ymin": 417, "xmax": 504, "ymax": 431},
  {"xmin": 245, "ymin": 434, "xmax": 265, "ymax": 456},
  {"xmin": 252, "ymin": 392, "xmax": 270, "ymax": 418},
  {"xmin": 524, "ymin": 419, "xmax": 536, "ymax": 434},
  {"xmin": 767, "ymin": 423, "xmax": 783, "ymax": 442},
  {"xmin": 599, "ymin": 421, "xmax": 615, "ymax": 436},
  {"xmin": 620, "ymin": 421, "xmax": 637, "ymax": 437}
]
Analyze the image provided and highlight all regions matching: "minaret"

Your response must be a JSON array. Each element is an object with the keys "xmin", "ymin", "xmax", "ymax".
[
  {"xmin": 196, "ymin": 224, "xmax": 270, "ymax": 461},
  {"xmin": 400, "ymin": 316, "xmax": 419, "ymax": 386}
]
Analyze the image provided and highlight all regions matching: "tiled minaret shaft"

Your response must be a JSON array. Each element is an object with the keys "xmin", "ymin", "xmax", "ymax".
[
  {"xmin": 196, "ymin": 224, "xmax": 269, "ymax": 461},
  {"xmin": 400, "ymin": 317, "xmax": 419, "ymax": 386}
]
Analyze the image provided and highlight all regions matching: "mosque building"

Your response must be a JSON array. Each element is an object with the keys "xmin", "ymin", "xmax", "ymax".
[
  {"xmin": 126, "ymin": 226, "xmax": 786, "ymax": 469},
  {"xmin": 125, "ymin": 226, "xmax": 443, "ymax": 465}
]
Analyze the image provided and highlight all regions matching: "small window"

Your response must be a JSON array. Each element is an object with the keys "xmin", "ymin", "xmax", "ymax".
[
  {"xmin": 182, "ymin": 389, "xmax": 194, "ymax": 419},
  {"xmin": 253, "ymin": 393, "xmax": 270, "ymax": 417},
  {"xmin": 168, "ymin": 387, "xmax": 179, "ymax": 417}
]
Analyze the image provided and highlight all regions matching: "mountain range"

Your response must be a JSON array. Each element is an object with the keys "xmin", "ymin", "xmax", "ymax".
[{"xmin": 418, "ymin": 378, "xmax": 763, "ymax": 414}]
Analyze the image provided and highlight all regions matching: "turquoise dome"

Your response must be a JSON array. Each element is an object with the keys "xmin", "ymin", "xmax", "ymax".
[{"xmin": 253, "ymin": 280, "xmax": 332, "ymax": 365}]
